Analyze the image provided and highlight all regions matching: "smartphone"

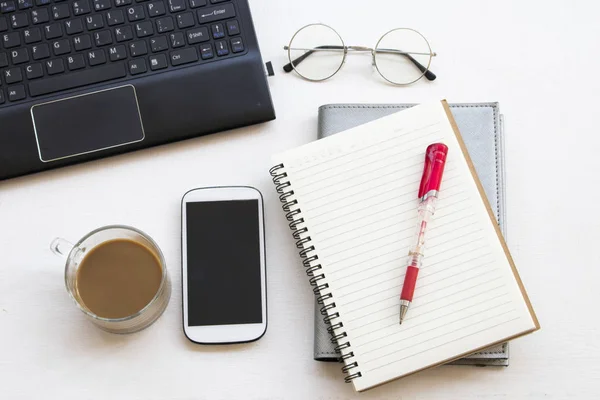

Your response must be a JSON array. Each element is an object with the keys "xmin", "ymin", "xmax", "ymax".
[{"xmin": 181, "ymin": 186, "xmax": 267, "ymax": 344}]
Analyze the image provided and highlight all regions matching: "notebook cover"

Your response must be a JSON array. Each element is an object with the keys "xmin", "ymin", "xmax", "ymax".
[{"xmin": 314, "ymin": 103, "xmax": 509, "ymax": 365}]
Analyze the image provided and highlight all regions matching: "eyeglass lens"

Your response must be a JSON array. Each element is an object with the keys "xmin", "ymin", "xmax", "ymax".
[
  {"xmin": 287, "ymin": 24, "xmax": 345, "ymax": 81},
  {"xmin": 374, "ymin": 28, "xmax": 432, "ymax": 85}
]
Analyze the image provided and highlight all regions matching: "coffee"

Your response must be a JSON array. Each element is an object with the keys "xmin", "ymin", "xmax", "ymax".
[{"xmin": 75, "ymin": 238, "xmax": 163, "ymax": 319}]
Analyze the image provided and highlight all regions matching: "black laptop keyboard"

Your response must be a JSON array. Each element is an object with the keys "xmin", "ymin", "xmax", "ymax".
[{"xmin": 0, "ymin": 0, "xmax": 244, "ymax": 105}]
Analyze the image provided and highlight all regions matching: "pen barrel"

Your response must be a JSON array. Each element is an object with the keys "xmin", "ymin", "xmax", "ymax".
[
  {"xmin": 407, "ymin": 197, "xmax": 436, "ymax": 259},
  {"xmin": 400, "ymin": 266, "xmax": 419, "ymax": 301},
  {"xmin": 401, "ymin": 197, "xmax": 437, "ymax": 302}
]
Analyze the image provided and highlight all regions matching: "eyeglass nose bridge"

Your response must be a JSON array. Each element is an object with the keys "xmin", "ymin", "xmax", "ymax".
[{"xmin": 345, "ymin": 45, "xmax": 377, "ymax": 66}]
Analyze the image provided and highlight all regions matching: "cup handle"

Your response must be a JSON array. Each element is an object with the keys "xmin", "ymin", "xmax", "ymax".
[{"xmin": 50, "ymin": 238, "xmax": 74, "ymax": 258}]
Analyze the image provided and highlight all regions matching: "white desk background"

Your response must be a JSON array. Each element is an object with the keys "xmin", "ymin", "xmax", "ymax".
[{"xmin": 1, "ymin": 0, "xmax": 599, "ymax": 398}]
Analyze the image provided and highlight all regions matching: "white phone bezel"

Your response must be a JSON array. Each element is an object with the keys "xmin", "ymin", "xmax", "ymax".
[{"xmin": 181, "ymin": 186, "xmax": 267, "ymax": 344}]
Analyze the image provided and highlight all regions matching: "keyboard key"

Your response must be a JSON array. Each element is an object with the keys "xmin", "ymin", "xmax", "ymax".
[
  {"xmin": 149, "ymin": 53, "xmax": 166, "ymax": 69},
  {"xmin": 197, "ymin": 3, "xmax": 234, "ymax": 24},
  {"xmin": 3, "ymin": 32, "xmax": 20, "ymax": 48},
  {"xmin": 108, "ymin": 44, "xmax": 125, "ymax": 60},
  {"xmin": 225, "ymin": 19, "xmax": 239, "ymax": 36},
  {"xmin": 230, "ymin": 36, "xmax": 242, "ymax": 53},
  {"xmin": 128, "ymin": 40, "xmax": 146, "ymax": 56},
  {"xmin": 155, "ymin": 16, "xmax": 172, "ymax": 33},
  {"xmin": 188, "ymin": 0, "xmax": 205, "ymax": 8},
  {"xmin": 8, "ymin": 85, "xmax": 25, "ymax": 101},
  {"xmin": 149, "ymin": 35, "xmax": 166, "ymax": 51},
  {"xmin": 52, "ymin": 38, "xmax": 70, "ymax": 55},
  {"xmin": 10, "ymin": 47, "xmax": 29, "ymax": 64},
  {"xmin": 94, "ymin": 29, "xmax": 112, "ymax": 45},
  {"xmin": 52, "ymin": 4, "xmax": 70, "ymax": 19},
  {"xmin": 128, "ymin": 58, "xmax": 146, "ymax": 74},
  {"xmin": 67, "ymin": 53, "xmax": 85, "ymax": 69},
  {"xmin": 35, "ymin": 0, "xmax": 50, "ymax": 5},
  {"xmin": 186, "ymin": 26, "xmax": 207, "ymax": 44},
  {"xmin": 18, "ymin": 0, "xmax": 34, "ymax": 10},
  {"xmin": 31, "ymin": 8, "xmax": 49, "ymax": 24},
  {"xmin": 32, "ymin": 43, "xmax": 49, "ymax": 59},
  {"xmin": 4, "ymin": 67, "xmax": 22, "ymax": 83},
  {"xmin": 106, "ymin": 9, "xmax": 124, "ymax": 25},
  {"xmin": 176, "ymin": 12, "xmax": 193, "ymax": 28},
  {"xmin": 23, "ymin": 27, "xmax": 42, "ymax": 43},
  {"xmin": 65, "ymin": 18, "xmax": 83, "ymax": 34},
  {"xmin": 0, "ymin": 1, "xmax": 16, "ymax": 13},
  {"xmin": 73, "ymin": 34, "xmax": 91, "ymax": 50},
  {"xmin": 114, "ymin": 25, "xmax": 132, "ymax": 41},
  {"xmin": 115, "ymin": 0, "xmax": 131, "ymax": 6},
  {"xmin": 169, "ymin": 31, "xmax": 183, "ymax": 47},
  {"xmin": 0, "ymin": 52, "xmax": 7, "ymax": 67},
  {"xmin": 215, "ymin": 39, "xmax": 227, "ymax": 56},
  {"xmin": 85, "ymin": 14, "xmax": 103, "ymax": 29},
  {"xmin": 25, "ymin": 62, "xmax": 43, "ymax": 78},
  {"xmin": 44, "ymin": 22, "xmax": 63, "ymax": 39},
  {"xmin": 167, "ymin": 0, "xmax": 184, "ymax": 12},
  {"xmin": 0, "ymin": 90, "xmax": 4, "ymax": 104},
  {"xmin": 87, "ymin": 49, "xmax": 106, "ymax": 65},
  {"xmin": 29, "ymin": 62, "xmax": 126, "ymax": 96},
  {"xmin": 72, "ymin": 0, "xmax": 91, "ymax": 15},
  {"xmin": 126, "ymin": 5, "xmax": 144, "ymax": 21},
  {"xmin": 199, "ymin": 42, "xmax": 212, "ymax": 59},
  {"xmin": 210, "ymin": 0, "xmax": 228, "ymax": 3},
  {"xmin": 94, "ymin": 0, "xmax": 111, "ymax": 10},
  {"xmin": 169, "ymin": 47, "xmax": 196, "ymax": 66},
  {"xmin": 210, "ymin": 23, "xmax": 223, "ymax": 38},
  {"xmin": 135, "ymin": 20, "xmax": 152, "ymax": 37},
  {"xmin": 10, "ymin": 12, "xmax": 28, "ymax": 28},
  {"xmin": 45, "ymin": 58, "xmax": 64, "ymax": 74},
  {"xmin": 0, "ymin": 16, "xmax": 7, "ymax": 32},
  {"xmin": 147, "ymin": 1, "xmax": 164, "ymax": 16}
]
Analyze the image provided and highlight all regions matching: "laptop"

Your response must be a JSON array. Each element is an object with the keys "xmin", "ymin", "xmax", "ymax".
[{"xmin": 0, "ymin": 0, "xmax": 275, "ymax": 181}]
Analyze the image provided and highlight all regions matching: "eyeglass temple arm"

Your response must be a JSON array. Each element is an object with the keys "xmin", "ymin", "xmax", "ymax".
[
  {"xmin": 375, "ymin": 48, "xmax": 436, "ymax": 81},
  {"xmin": 283, "ymin": 45, "xmax": 343, "ymax": 73},
  {"xmin": 283, "ymin": 46, "xmax": 436, "ymax": 81}
]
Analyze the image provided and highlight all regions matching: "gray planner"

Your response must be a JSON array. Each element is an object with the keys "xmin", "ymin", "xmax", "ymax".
[{"xmin": 313, "ymin": 103, "xmax": 509, "ymax": 366}]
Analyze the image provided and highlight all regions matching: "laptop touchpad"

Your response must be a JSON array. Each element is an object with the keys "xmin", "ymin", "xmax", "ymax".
[{"xmin": 31, "ymin": 85, "xmax": 145, "ymax": 162}]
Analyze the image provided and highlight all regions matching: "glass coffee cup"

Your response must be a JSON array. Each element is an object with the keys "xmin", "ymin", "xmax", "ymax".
[{"xmin": 50, "ymin": 225, "xmax": 171, "ymax": 334}]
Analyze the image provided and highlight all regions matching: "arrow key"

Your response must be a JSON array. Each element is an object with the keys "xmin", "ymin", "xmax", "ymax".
[
  {"xmin": 199, "ymin": 42, "xmax": 212, "ymax": 59},
  {"xmin": 210, "ymin": 23, "xmax": 223, "ymax": 38},
  {"xmin": 230, "ymin": 36, "xmax": 243, "ymax": 53},
  {"xmin": 215, "ymin": 39, "xmax": 228, "ymax": 56}
]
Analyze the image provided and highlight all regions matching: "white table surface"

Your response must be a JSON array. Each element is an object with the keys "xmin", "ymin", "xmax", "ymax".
[{"xmin": 1, "ymin": 0, "xmax": 599, "ymax": 398}]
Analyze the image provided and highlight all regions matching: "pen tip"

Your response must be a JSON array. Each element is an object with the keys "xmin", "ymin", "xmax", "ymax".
[{"xmin": 399, "ymin": 304, "xmax": 409, "ymax": 325}]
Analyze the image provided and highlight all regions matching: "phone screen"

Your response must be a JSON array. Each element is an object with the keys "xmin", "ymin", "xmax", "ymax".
[{"xmin": 186, "ymin": 200, "xmax": 263, "ymax": 326}]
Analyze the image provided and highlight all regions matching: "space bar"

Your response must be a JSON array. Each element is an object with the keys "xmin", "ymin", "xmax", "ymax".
[{"xmin": 29, "ymin": 63, "xmax": 127, "ymax": 97}]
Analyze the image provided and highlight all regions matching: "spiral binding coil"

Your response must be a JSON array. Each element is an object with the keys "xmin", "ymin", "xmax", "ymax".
[{"xmin": 270, "ymin": 164, "xmax": 362, "ymax": 383}]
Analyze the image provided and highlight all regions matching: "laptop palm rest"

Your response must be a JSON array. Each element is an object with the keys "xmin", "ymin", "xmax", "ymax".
[{"xmin": 31, "ymin": 85, "xmax": 145, "ymax": 163}]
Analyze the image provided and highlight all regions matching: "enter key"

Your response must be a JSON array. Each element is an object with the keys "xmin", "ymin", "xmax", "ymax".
[{"xmin": 197, "ymin": 3, "xmax": 235, "ymax": 24}]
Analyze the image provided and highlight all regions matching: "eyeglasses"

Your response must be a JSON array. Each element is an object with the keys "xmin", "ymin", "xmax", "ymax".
[{"xmin": 283, "ymin": 24, "xmax": 437, "ymax": 85}]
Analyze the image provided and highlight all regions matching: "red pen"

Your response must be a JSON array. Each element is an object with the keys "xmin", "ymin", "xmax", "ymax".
[{"xmin": 399, "ymin": 143, "xmax": 448, "ymax": 324}]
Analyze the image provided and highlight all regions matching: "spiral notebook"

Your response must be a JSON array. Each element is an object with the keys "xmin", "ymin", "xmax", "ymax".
[
  {"xmin": 314, "ymin": 102, "xmax": 510, "ymax": 366},
  {"xmin": 270, "ymin": 101, "xmax": 539, "ymax": 392}
]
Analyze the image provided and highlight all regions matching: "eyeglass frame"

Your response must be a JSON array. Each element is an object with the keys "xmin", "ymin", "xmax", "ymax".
[{"xmin": 283, "ymin": 24, "xmax": 437, "ymax": 85}]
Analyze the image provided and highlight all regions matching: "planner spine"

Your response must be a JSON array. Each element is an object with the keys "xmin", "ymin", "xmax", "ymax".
[{"xmin": 270, "ymin": 164, "xmax": 362, "ymax": 383}]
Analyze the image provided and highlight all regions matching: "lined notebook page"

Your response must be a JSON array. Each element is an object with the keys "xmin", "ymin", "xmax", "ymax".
[{"xmin": 272, "ymin": 101, "xmax": 538, "ymax": 392}]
